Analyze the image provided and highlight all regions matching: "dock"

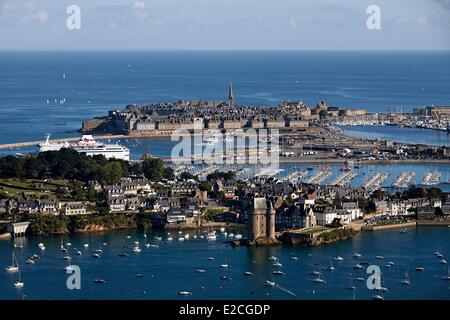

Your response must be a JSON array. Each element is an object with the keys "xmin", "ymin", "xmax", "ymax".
[
  {"xmin": 421, "ymin": 170, "xmax": 441, "ymax": 185},
  {"xmin": 392, "ymin": 171, "xmax": 416, "ymax": 188},
  {"xmin": 362, "ymin": 172, "xmax": 390, "ymax": 192},
  {"xmin": 306, "ymin": 169, "xmax": 332, "ymax": 185},
  {"xmin": 332, "ymin": 170, "xmax": 357, "ymax": 186}
]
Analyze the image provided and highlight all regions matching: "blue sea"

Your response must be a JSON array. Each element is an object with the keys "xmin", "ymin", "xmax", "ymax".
[
  {"xmin": 0, "ymin": 51, "xmax": 450, "ymax": 145},
  {"xmin": 1, "ymin": 227, "xmax": 450, "ymax": 300},
  {"xmin": 1, "ymin": 51, "xmax": 450, "ymax": 300}
]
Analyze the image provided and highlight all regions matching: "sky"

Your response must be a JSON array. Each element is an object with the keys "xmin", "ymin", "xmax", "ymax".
[{"xmin": 0, "ymin": 0, "xmax": 449, "ymax": 50}]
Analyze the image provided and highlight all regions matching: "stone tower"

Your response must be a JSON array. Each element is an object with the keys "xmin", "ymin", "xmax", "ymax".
[{"xmin": 247, "ymin": 197, "xmax": 276, "ymax": 241}]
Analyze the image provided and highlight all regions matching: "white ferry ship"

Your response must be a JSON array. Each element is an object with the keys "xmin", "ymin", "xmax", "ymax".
[{"xmin": 39, "ymin": 135, "xmax": 130, "ymax": 161}]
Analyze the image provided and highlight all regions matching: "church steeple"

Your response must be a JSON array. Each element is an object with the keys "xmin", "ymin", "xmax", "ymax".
[{"xmin": 228, "ymin": 81, "xmax": 234, "ymax": 107}]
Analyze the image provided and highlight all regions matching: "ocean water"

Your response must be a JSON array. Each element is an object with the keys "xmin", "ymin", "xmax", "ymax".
[
  {"xmin": 1, "ymin": 227, "xmax": 450, "ymax": 300},
  {"xmin": 342, "ymin": 125, "xmax": 450, "ymax": 147},
  {"xmin": 0, "ymin": 51, "xmax": 449, "ymax": 145}
]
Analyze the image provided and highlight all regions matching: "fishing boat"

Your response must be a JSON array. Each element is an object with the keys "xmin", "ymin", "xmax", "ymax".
[
  {"xmin": 5, "ymin": 252, "xmax": 19, "ymax": 272},
  {"xmin": 401, "ymin": 271, "xmax": 411, "ymax": 285}
]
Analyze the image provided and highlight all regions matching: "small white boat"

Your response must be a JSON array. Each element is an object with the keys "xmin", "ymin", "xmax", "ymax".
[
  {"xmin": 264, "ymin": 280, "xmax": 276, "ymax": 287},
  {"xmin": 272, "ymin": 261, "xmax": 283, "ymax": 267},
  {"xmin": 40, "ymin": 246, "xmax": 46, "ymax": 251},
  {"xmin": 167, "ymin": 237, "xmax": 173, "ymax": 241},
  {"xmin": 5, "ymin": 253, "xmax": 19, "ymax": 272},
  {"xmin": 220, "ymin": 264, "xmax": 229, "ymax": 268},
  {"xmin": 228, "ymin": 233, "xmax": 234, "ymax": 238},
  {"xmin": 353, "ymin": 264, "xmax": 364, "ymax": 269},
  {"xmin": 244, "ymin": 271, "xmax": 254, "ymax": 276},
  {"xmin": 352, "ymin": 253, "xmax": 362, "ymax": 258},
  {"xmin": 154, "ymin": 237, "xmax": 162, "ymax": 241},
  {"xmin": 207, "ymin": 257, "xmax": 215, "ymax": 261},
  {"xmin": 60, "ymin": 247, "xmax": 67, "ymax": 253},
  {"xmin": 291, "ymin": 256, "xmax": 299, "ymax": 261},
  {"xmin": 272, "ymin": 270, "xmax": 285, "ymax": 275},
  {"xmin": 75, "ymin": 251, "xmax": 82, "ymax": 256},
  {"xmin": 132, "ymin": 246, "xmax": 141, "ymax": 253},
  {"xmin": 184, "ymin": 234, "xmax": 190, "ymax": 240},
  {"xmin": 101, "ymin": 242, "xmax": 108, "ymax": 246},
  {"xmin": 94, "ymin": 279, "xmax": 106, "ymax": 284},
  {"xmin": 207, "ymin": 234, "xmax": 217, "ymax": 241},
  {"xmin": 92, "ymin": 253, "xmax": 100, "ymax": 258},
  {"xmin": 193, "ymin": 235, "xmax": 197, "ymax": 239},
  {"xmin": 443, "ymin": 267, "xmax": 450, "ymax": 280},
  {"xmin": 83, "ymin": 243, "xmax": 89, "ymax": 248},
  {"xmin": 149, "ymin": 244, "xmax": 159, "ymax": 248},
  {"xmin": 25, "ymin": 259, "xmax": 35, "ymax": 265},
  {"xmin": 401, "ymin": 271, "xmax": 411, "ymax": 285},
  {"xmin": 220, "ymin": 227, "xmax": 225, "ymax": 232},
  {"xmin": 310, "ymin": 271, "xmax": 320, "ymax": 276},
  {"xmin": 145, "ymin": 244, "xmax": 151, "ymax": 248},
  {"xmin": 375, "ymin": 255, "xmax": 384, "ymax": 260},
  {"xmin": 38, "ymin": 242, "xmax": 44, "ymax": 248},
  {"xmin": 196, "ymin": 269, "xmax": 207, "ymax": 273},
  {"xmin": 385, "ymin": 262, "xmax": 395, "ymax": 267},
  {"xmin": 440, "ymin": 259, "xmax": 447, "ymax": 265},
  {"xmin": 372, "ymin": 293, "xmax": 384, "ymax": 300},
  {"xmin": 268, "ymin": 256, "xmax": 278, "ymax": 261},
  {"xmin": 143, "ymin": 234, "xmax": 147, "ymax": 238},
  {"xmin": 416, "ymin": 267, "xmax": 425, "ymax": 272},
  {"xmin": 62, "ymin": 256, "xmax": 71, "ymax": 260},
  {"xmin": 133, "ymin": 241, "xmax": 140, "ymax": 246},
  {"xmin": 14, "ymin": 281, "xmax": 24, "ymax": 288},
  {"xmin": 31, "ymin": 254, "xmax": 40, "ymax": 260},
  {"xmin": 66, "ymin": 243, "xmax": 72, "ymax": 247},
  {"xmin": 234, "ymin": 234, "xmax": 242, "ymax": 240},
  {"xmin": 178, "ymin": 291, "xmax": 192, "ymax": 296},
  {"xmin": 126, "ymin": 236, "xmax": 131, "ymax": 239},
  {"xmin": 334, "ymin": 256, "xmax": 344, "ymax": 261},
  {"xmin": 178, "ymin": 237, "xmax": 185, "ymax": 242},
  {"xmin": 94, "ymin": 249, "xmax": 103, "ymax": 253}
]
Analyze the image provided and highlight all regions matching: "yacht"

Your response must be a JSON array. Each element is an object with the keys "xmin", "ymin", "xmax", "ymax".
[
  {"xmin": 334, "ymin": 256, "xmax": 344, "ymax": 261},
  {"xmin": 5, "ymin": 252, "xmax": 19, "ymax": 272},
  {"xmin": 14, "ymin": 267, "xmax": 24, "ymax": 289},
  {"xmin": 220, "ymin": 264, "xmax": 229, "ymax": 268},
  {"xmin": 264, "ymin": 280, "xmax": 276, "ymax": 287},
  {"xmin": 39, "ymin": 134, "xmax": 130, "ymax": 161},
  {"xmin": 401, "ymin": 271, "xmax": 411, "ymax": 285}
]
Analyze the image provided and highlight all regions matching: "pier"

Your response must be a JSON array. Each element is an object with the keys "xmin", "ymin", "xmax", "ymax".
[
  {"xmin": 283, "ymin": 171, "xmax": 308, "ymax": 184},
  {"xmin": 392, "ymin": 171, "xmax": 416, "ymax": 188},
  {"xmin": 421, "ymin": 171, "xmax": 441, "ymax": 185},
  {"xmin": 332, "ymin": 170, "xmax": 357, "ymax": 187},
  {"xmin": 7, "ymin": 222, "xmax": 30, "ymax": 237},
  {"xmin": 362, "ymin": 172, "xmax": 390, "ymax": 192},
  {"xmin": 306, "ymin": 169, "xmax": 332, "ymax": 185}
]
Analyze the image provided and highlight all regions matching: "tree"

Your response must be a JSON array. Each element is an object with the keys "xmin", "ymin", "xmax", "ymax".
[
  {"xmin": 199, "ymin": 181, "xmax": 212, "ymax": 192},
  {"xmin": 142, "ymin": 158, "xmax": 164, "ymax": 181},
  {"xmin": 163, "ymin": 167, "xmax": 175, "ymax": 180}
]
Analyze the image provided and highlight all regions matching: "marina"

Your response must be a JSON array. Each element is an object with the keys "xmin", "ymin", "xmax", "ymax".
[{"xmin": 2, "ymin": 227, "xmax": 450, "ymax": 300}]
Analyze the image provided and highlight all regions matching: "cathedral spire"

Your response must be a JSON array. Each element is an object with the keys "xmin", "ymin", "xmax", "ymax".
[{"xmin": 228, "ymin": 81, "xmax": 234, "ymax": 107}]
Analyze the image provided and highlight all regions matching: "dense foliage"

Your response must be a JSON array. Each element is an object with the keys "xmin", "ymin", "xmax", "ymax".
[{"xmin": 0, "ymin": 149, "xmax": 173, "ymax": 185}]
